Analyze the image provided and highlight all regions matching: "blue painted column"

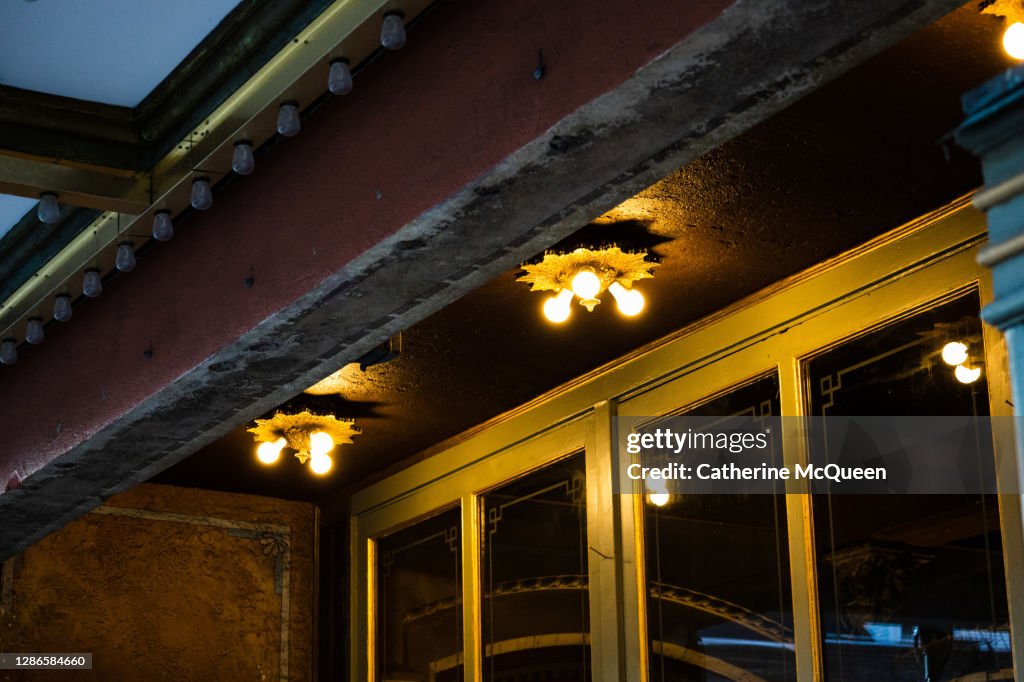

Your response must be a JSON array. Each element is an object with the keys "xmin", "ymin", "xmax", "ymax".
[{"xmin": 958, "ymin": 67, "xmax": 1024, "ymax": 420}]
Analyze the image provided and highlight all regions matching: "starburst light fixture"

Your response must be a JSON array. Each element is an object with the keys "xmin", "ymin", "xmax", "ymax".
[
  {"xmin": 248, "ymin": 410, "xmax": 360, "ymax": 476},
  {"xmin": 517, "ymin": 246, "xmax": 658, "ymax": 323}
]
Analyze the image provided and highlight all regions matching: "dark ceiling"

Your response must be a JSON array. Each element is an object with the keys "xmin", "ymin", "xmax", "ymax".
[{"xmin": 152, "ymin": 3, "xmax": 1015, "ymax": 503}]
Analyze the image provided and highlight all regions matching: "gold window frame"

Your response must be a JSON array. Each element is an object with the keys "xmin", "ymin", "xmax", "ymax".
[{"xmin": 350, "ymin": 194, "xmax": 1021, "ymax": 681}]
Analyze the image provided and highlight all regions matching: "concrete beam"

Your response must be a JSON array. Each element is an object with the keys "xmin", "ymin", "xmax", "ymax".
[{"xmin": 0, "ymin": 0, "xmax": 965, "ymax": 558}]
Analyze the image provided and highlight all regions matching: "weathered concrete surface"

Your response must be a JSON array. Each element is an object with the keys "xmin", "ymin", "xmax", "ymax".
[{"xmin": 0, "ymin": 0, "xmax": 964, "ymax": 558}]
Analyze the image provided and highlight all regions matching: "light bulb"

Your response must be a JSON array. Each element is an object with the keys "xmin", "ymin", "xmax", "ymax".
[
  {"xmin": 25, "ymin": 318, "xmax": 44, "ymax": 345},
  {"xmin": 1004, "ymin": 22, "xmax": 1024, "ymax": 60},
  {"xmin": 82, "ymin": 269, "xmax": 102, "ymax": 298},
  {"xmin": 328, "ymin": 59, "xmax": 353, "ymax": 95},
  {"xmin": 941, "ymin": 341, "xmax": 968, "ymax": 366},
  {"xmin": 53, "ymin": 294, "xmax": 72, "ymax": 322},
  {"xmin": 542, "ymin": 288, "xmax": 574, "ymax": 323},
  {"xmin": 152, "ymin": 210, "xmax": 173, "ymax": 241},
  {"xmin": 37, "ymin": 192, "xmax": 60, "ymax": 224},
  {"xmin": 609, "ymin": 281, "xmax": 645, "ymax": 317},
  {"xmin": 310, "ymin": 452, "xmax": 333, "ymax": 475},
  {"xmin": 277, "ymin": 102, "xmax": 301, "ymax": 137},
  {"xmin": 570, "ymin": 268, "xmax": 602, "ymax": 300},
  {"xmin": 115, "ymin": 242, "xmax": 136, "ymax": 272},
  {"xmin": 380, "ymin": 12, "xmax": 406, "ymax": 50},
  {"xmin": 232, "ymin": 141, "xmax": 255, "ymax": 175},
  {"xmin": 257, "ymin": 437, "xmax": 286, "ymax": 465},
  {"xmin": 191, "ymin": 177, "xmax": 213, "ymax": 210},
  {"xmin": 955, "ymin": 364, "xmax": 982, "ymax": 384},
  {"xmin": 309, "ymin": 431, "xmax": 335, "ymax": 457},
  {"xmin": 0, "ymin": 339, "xmax": 16, "ymax": 365}
]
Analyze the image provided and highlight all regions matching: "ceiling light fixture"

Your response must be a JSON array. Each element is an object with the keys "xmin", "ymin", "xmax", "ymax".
[
  {"xmin": 152, "ymin": 210, "xmax": 174, "ymax": 242},
  {"xmin": 277, "ymin": 101, "xmax": 301, "ymax": 137},
  {"xmin": 191, "ymin": 177, "xmax": 213, "ymax": 210},
  {"xmin": 53, "ymin": 295, "xmax": 72, "ymax": 322},
  {"xmin": 518, "ymin": 246, "xmax": 658, "ymax": 324},
  {"xmin": 328, "ymin": 58, "xmax": 353, "ymax": 95},
  {"xmin": 37, "ymin": 192, "xmax": 60, "ymax": 224},
  {"xmin": 248, "ymin": 410, "xmax": 360, "ymax": 476},
  {"xmin": 232, "ymin": 140, "xmax": 256, "ymax": 175},
  {"xmin": 0, "ymin": 339, "xmax": 16, "ymax": 365},
  {"xmin": 381, "ymin": 11, "xmax": 407, "ymax": 50}
]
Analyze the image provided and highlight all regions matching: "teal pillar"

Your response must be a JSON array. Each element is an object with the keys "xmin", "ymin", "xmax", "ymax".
[{"xmin": 958, "ymin": 67, "xmax": 1024, "ymax": 419}]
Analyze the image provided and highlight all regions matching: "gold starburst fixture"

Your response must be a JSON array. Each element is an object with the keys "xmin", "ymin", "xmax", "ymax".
[
  {"xmin": 247, "ymin": 410, "xmax": 360, "ymax": 476},
  {"xmin": 517, "ymin": 246, "xmax": 658, "ymax": 323}
]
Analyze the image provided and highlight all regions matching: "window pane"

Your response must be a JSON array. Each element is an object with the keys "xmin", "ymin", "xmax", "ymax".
[
  {"xmin": 377, "ymin": 506, "xmax": 463, "ymax": 681},
  {"xmin": 807, "ymin": 290, "xmax": 1012, "ymax": 681},
  {"xmin": 646, "ymin": 375, "xmax": 796, "ymax": 681},
  {"xmin": 481, "ymin": 452, "xmax": 590, "ymax": 680}
]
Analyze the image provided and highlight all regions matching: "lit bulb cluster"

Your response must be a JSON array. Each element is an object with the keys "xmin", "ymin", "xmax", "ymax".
[
  {"xmin": 249, "ymin": 411, "xmax": 359, "ymax": 477},
  {"xmin": 941, "ymin": 341, "xmax": 982, "ymax": 384},
  {"xmin": 3, "ymin": 10, "xmax": 412, "ymax": 368},
  {"xmin": 518, "ymin": 246, "xmax": 658, "ymax": 325},
  {"xmin": 541, "ymin": 270, "xmax": 646, "ymax": 323},
  {"xmin": 647, "ymin": 478, "xmax": 670, "ymax": 507},
  {"xmin": 256, "ymin": 431, "xmax": 336, "ymax": 475}
]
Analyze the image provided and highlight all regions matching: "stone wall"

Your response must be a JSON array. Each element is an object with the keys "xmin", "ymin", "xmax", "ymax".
[{"xmin": 0, "ymin": 483, "xmax": 315, "ymax": 681}]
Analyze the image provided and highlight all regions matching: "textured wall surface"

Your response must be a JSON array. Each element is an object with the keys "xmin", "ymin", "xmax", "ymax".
[{"xmin": 0, "ymin": 483, "xmax": 315, "ymax": 681}]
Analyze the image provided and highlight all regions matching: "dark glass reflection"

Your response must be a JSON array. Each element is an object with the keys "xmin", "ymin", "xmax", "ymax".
[
  {"xmin": 646, "ymin": 375, "xmax": 796, "ymax": 681},
  {"xmin": 481, "ymin": 452, "xmax": 590, "ymax": 681},
  {"xmin": 377, "ymin": 506, "xmax": 463, "ymax": 681},
  {"xmin": 807, "ymin": 290, "xmax": 1011, "ymax": 681}
]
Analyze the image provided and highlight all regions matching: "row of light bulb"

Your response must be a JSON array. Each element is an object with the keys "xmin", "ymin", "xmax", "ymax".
[
  {"xmin": 1, "ymin": 12, "xmax": 410, "ymax": 367},
  {"xmin": 543, "ymin": 268, "xmax": 646, "ymax": 323},
  {"xmin": 256, "ymin": 431, "xmax": 335, "ymax": 475}
]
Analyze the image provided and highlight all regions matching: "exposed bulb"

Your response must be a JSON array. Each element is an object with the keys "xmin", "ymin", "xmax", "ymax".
[
  {"xmin": 38, "ymin": 193, "xmax": 60, "ymax": 224},
  {"xmin": 152, "ymin": 210, "xmax": 174, "ymax": 241},
  {"xmin": 25, "ymin": 318, "xmax": 44, "ymax": 345},
  {"xmin": 191, "ymin": 177, "xmax": 213, "ymax": 210},
  {"xmin": 381, "ymin": 12, "xmax": 407, "ymax": 50},
  {"xmin": 328, "ymin": 59, "xmax": 353, "ymax": 95},
  {"xmin": 115, "ymin": 242, "xmax": 136, "ymax": 272},
  {"xmin": 570, "ymin": 268, "xmax": 602, "ymax": 300},
  {"xmin": 955, "ymin": 364, "xmax": 982, "ymax": 384},
  {"xmin": 542, "ymin": 288, "xmax": 574, "ymax": 323},
  {"xmin": 309, "ymin": 431, "xmax": 335, "ymax": 458},
  {"xmin": 82, "ymin": 269, "xmax": 102, "ymax": 298},
  {"xmin": 1005, "ymin": 22, "xmax": 1024, "ymax": 60},
  {"xmin": 609, "ymin": 281, "xmax": 645, "ymax": 317},
  {"xmin": 53, "ymin": 294, "xmax": 72, "ymax": 322},
  {"xmin": 310, "ymin": 452, "xmax": 333, "ymax": 475},
  {"xmin": 941, "ymin": 341, "xmax": 968, "ymax": 366},
  {"xmin": 0, "ymin": 339, "xmax": 16, "ymax": 366},
  {"xmin": 232, "ymin": 141, "xmax": 255, "ymax": 175},
  {"xmin": 257, "ymin": 437, "xmax": 287, "ymax": 465},
  {"xmin": 277, "ymin": 102, "xmax": 301, "ymax": 137}
]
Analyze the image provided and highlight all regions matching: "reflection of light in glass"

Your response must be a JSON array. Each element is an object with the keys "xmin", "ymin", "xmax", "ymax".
[
  {"xmin": 954, "ymin": 364, "xmax": 982, "ymax": 384},
  {"xmin": 647, "ymin": 478, "xmax": 670, "ymax": 507},
  {"xmin": 941, "ymin": 341, "xmax": 968, "ymax": 366},
  {"xmin": 543, "ymin": 288, "xmax": 574, "ymax": 323}
]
